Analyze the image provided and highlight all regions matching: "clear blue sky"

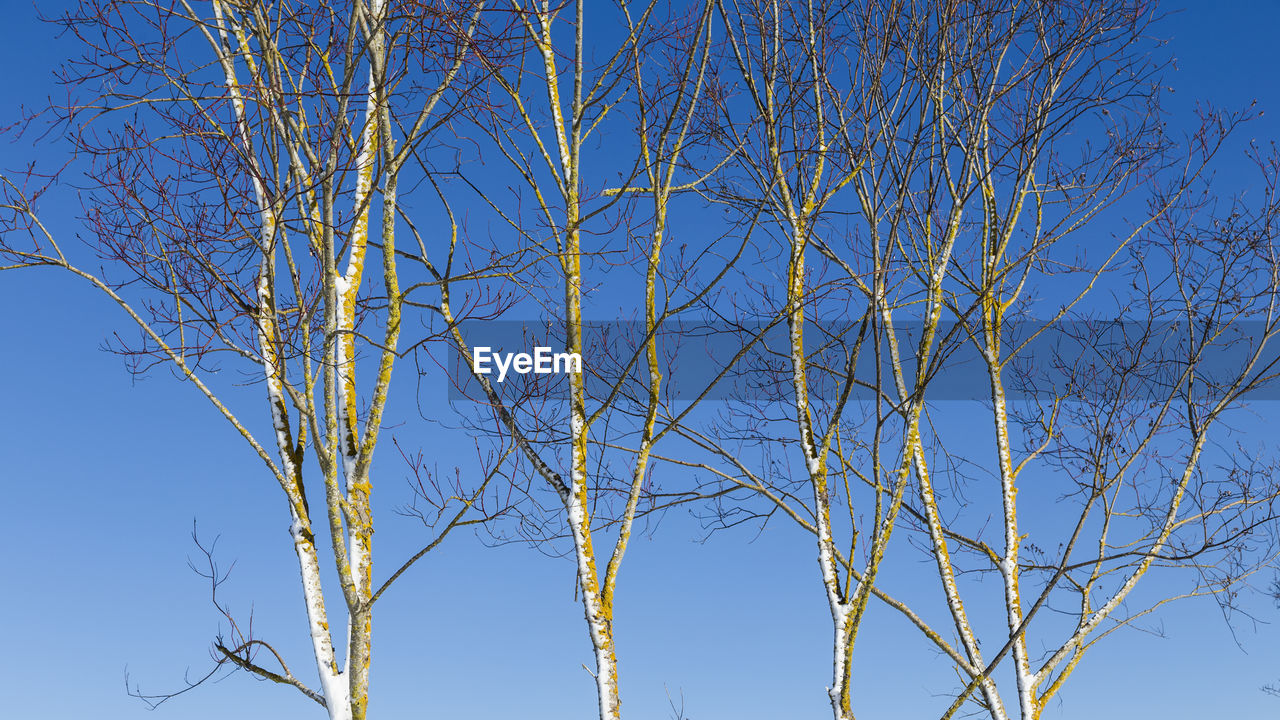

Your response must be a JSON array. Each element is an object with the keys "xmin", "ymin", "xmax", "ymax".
[{"xmin": 3, "ymin": 2, "xmax": 1280, "ymax": 719}]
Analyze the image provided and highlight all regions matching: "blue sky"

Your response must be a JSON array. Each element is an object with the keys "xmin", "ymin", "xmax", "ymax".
[{"xmin": 3, "ymin": 2, "xmax": 1280, "ymax": 719}]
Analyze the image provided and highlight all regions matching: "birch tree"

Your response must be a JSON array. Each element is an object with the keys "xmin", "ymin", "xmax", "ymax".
[
  {"xmin": 874, "ymin": 6, "xmax": 1280, "ymax": 720},
  {"xmin": 683, "ymin": 2, "xmax": 1280, "ymax": 718},
  {"xmin": 843, "ymin": 4, "xmax": 1280, "ymax": 716},
  {"xmin": 918, "ymin": 122, "xmax": 1280, "ymax": 720},
  {"xmin": 0, "ymin": 1, "xmax": 498, "ymax": 717},
  {"xmin": 427, "ymin": 1, "xmax": 732, "ymax": 718},
  {"xmin": 682, "ymin": 2, "xmax": 976, "ymax": 717}
]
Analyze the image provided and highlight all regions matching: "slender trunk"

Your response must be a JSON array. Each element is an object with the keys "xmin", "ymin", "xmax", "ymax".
[
  {"xmin": 567, "ymin": 239, "xmax": 621, "ymax": 718},
  {"xmin": 347, "ymin": 604, "xmax": 372, "ymax": 720},
  {"xmin": 563, "ymin": 180, "xmax": 621, "ymax": 716},
  {"xmin": 567, "ymin": 491, "xmax": 622, "ymax": 720},
  {"xmin": 786, "ymin": 219, "xmax": 857, "ymax": 720},
  {"xmin": 827, "ymin": 603, "xmax": 855, "ymax": 720},
  {"xmin": 290, "ymin": 516, "xmax": 353, "ymax": 720}
]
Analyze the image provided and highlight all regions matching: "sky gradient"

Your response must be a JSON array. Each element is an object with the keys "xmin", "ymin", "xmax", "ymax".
[{"xmin": 4, "ymin": 2, "xmax": 1280, "ymax": 718}]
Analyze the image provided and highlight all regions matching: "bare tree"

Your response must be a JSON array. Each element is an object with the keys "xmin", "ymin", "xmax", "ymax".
[
  {"xmin": 0, "ymin": 1, "xmax": 502, "ymax": 718},
  {"xmin": 921, "ymin": 119, "xmax": 1280, "ymax": 719},
  {"xmin": 869, "ymin": 6, "xmax": 1280, "ymax": 717},
  {"xmin": 427, "ymin": 1, "xmax": 739, "ymax": 718},
  {"xmin": 680, "ymin": 2, "xmax": 1280, "ymax": 719},
  {"xmin": 678, "ymin": 2, "xmax": 978, "ymax": 717}
]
